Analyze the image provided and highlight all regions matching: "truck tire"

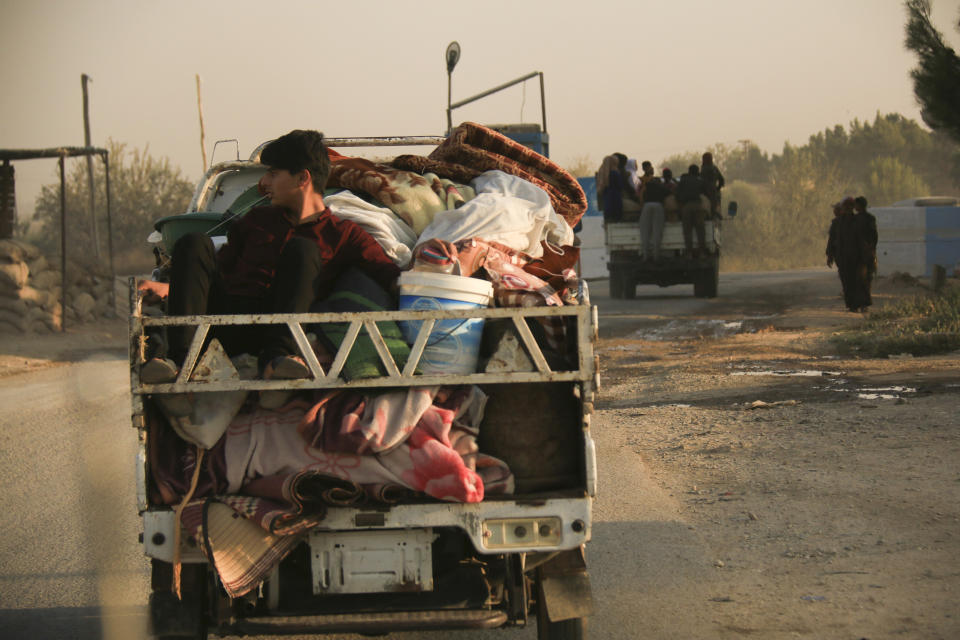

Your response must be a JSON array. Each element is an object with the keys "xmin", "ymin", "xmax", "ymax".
[
  {"xmin": 609, "ymin": 268, "xmax": 625, "ymax": 300},
  {"xmin": 693, "ymin": 264, "xmax": 719, "ymax": 298},
  {"xmin": 535, "ymin": 567, "xmax": 587, "ymax": 639},
  {"xmin": 149, "ymin": 560, "xmax": 208, "ymax": 639},
  {"xmin": 537, "ymin": 607, "xmax": 586, "ymax": 640}
]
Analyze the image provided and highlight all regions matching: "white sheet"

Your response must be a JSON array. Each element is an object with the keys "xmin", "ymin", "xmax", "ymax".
[
  {"xmin": 415, "ymin": 170, "xmax": 573, "ymax": 258},
  {"xmin": 325, "ymin": 190, "xmax": 418, "ymax": 268}
]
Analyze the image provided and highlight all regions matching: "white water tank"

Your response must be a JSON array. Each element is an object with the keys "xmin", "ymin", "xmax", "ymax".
[{"xmin": 873, "ymin": 197, "xmax": 960, "ymax": 277}]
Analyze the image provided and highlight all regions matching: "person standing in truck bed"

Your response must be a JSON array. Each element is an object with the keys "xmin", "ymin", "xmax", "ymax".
[
  {"xmin": 138, "ymin": 129, "xmax": 400, "ymax": 395},
  {"xmin": 700, "ymin": 152, "xmax": 725, "ymax": 218},
  {"xmin": 676, "ymin": 165, "xmax": 708, "ymax": 257},
  {"xmin": 639, "ymin": 171, "xmax": 669, "ymax": 263},
  {"xmin": 597, "ymin": 155, "xmax": 624, "ymax": 223}
]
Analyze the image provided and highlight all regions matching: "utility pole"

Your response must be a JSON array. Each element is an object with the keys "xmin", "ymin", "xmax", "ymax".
[
  {"xmin": 196, "ymin": 74, "xmax": 207, "ymax": 173},
  {"xmin": 81, "ymin": 73, "xmax": 100, "ymax": 258}
]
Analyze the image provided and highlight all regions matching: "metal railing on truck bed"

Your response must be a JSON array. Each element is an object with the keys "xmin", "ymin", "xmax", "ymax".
[{"xmin": 129, "ymin": 280, "xmax": 600, "ymax": 396}]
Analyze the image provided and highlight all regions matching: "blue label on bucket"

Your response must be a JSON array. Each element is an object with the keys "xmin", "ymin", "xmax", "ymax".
[{"xmin": 398, "ymin": 294, "xmax": 485, "ymax": 375}]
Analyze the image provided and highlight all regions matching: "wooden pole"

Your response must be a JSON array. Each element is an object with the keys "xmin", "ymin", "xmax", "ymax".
[
  {"xmin": 103, "ymin": 152, "xmax": 116, "ymax": 314},
  {"xmin": 196, "ymin": 74, "xmax": 207, "ymax": 173},
  {"xmin": 59, "ymin": 154, "xmax": 67, "ymax": 332},
  {"xmin": 81, "ymin": 73, "xmax": 101, "ymax": 258}
]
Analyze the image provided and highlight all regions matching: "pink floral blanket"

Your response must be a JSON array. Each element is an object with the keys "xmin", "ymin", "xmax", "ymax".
[{"xmin": 225, "ymin": 386, "xmax": 513, "ymax": 504}]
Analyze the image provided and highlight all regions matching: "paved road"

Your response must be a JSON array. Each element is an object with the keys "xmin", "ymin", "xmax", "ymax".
[
  {"xmin": 0, "ymin": 269, "xmax": 835, "ymax": 639},
  {"xmin": 0, "ymin": 352, "xmax": 148, "ymax": 639}
]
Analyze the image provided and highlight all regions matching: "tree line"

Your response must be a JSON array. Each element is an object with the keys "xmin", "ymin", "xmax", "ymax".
[{"xmin": 22, "ymin": 140, "xmax": 194, "ymax": 273}]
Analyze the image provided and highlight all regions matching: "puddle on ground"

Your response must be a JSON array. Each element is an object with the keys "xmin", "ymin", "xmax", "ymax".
[
  {"xmin": 854, "ymin": 386, "xmax": 918, "ymax": 400},
  {"xmin": 728, "ymin": 362, "xmax": 844, "ymax": 378},
  {"xmin": 822, "ymin": 381, "xmax": 917, "ymax": 400},
  {"xmin": 730, "ymin": 369, "xmax": 845, "ymax": 378},
  {"xmin": 633, "ymin": 316, "xmax": 778, "ymax": 341},
  {"xmin": 727, "ymin": 363, "xmax": 919, "ymax": 400}
]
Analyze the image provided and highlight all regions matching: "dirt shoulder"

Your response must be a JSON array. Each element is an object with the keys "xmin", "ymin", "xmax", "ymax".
[
  {"xmin": 596, "ymin": 274, "xmax": 960, "ymax": 639},
  {"xmin": 0, "ymin": 316, "xmax": 127, "ymax": 378}
]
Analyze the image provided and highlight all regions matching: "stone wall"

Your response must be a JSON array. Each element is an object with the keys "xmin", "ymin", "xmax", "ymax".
[{"xmin": 0, "ymin": 239, "xmax": 119, "ymax": 333}]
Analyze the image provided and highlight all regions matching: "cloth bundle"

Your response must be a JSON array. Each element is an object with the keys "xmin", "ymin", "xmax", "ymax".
[
  {"xmin": 324, "ymin": 190, "xmax": 418, "ymax": 267},
  {"xmin": 417, "ymin": 170, "xmax": 572, "ymax": 257},
  {"xmin": 327, "ymin": 153, "xmax": 475, "ymax": 235},
  {"xmin": 391, "ymin": 122, "xmax": 588, "ymax": 229},
  {"xmin": 455, "ymin": 238, "xmax": 563, "ymax": 308}
]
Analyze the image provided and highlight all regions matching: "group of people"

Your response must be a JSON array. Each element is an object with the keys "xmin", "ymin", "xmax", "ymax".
[
  {"xmin": 596, "ymin": 152, "xmax": 725, "ymax": 260},
  {"xmin": 826, "ymin": 196, "xmax": 878, "ymax": 312}
]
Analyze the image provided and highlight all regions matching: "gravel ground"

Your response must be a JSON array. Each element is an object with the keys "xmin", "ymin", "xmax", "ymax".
[{"xmin": 595, "ymin": 274, "xmax": 960, "ymax": 639}]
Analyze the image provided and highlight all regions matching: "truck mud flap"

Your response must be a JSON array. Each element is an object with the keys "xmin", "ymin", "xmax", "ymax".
[
  {"xmin": 537, "ymin": 547, "xmax": 593, "ymax": 623},
  {"xmin": 219, "ymin": 609, "xmax": 508, "ymax": 635}
]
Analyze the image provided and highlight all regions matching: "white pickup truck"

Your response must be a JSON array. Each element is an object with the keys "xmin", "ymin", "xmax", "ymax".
[{"xmin": 131, "ymin": 135, "xmax": 599, "ymax": 639}]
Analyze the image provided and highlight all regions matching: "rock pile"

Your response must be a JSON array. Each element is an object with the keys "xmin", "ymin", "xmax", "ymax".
[{"xmin": 0, "ymin": 239, "xmax": 119, "ymax": 334}]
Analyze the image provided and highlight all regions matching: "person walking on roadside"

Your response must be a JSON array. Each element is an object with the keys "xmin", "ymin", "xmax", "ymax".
[
  {"xmin": 826, "ymin": 200, "xmax": 849, "ymax": 304},
  {"xmin": 851, "ymin": 195, "xmax": 878, "ymax": 311},
  {"xmin": 830, "ymin": 196, "xmax": 868, "ymax": 312}
]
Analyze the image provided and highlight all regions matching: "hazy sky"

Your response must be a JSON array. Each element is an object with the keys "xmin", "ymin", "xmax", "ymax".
[{"xmin": 2, "ymin": 0, "xmax": 959, "ymax": 216}]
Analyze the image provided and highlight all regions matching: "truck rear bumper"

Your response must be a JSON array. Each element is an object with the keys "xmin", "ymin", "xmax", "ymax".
[
  {"xmin": 143, "ymin": 496, "xmax": 593, "ymax": 563},
  {"xmin": 221, "ymin": 609, "xmax": 509, "ymax": 636}
]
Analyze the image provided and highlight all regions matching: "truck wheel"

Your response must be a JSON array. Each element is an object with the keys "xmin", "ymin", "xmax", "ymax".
[
  {"xmin": 537, "ymin": 609, "xmax": 586, "ymax": 640},
  {"xmin": 149, "ymin": 560, "xmax": 208, "ymax": 639},
  {"xmin": 623, "ymin": 277, "xmax": 636, "ymax": 300},
  {"xmin": 535, "ymin": 570, "xmax": 587, "ymax": 639},
  {"xmin": 609, "ymin": 269, "xmax": 625, "ymax": 300},
  {"xmin": 693, "ymin": 266, "xmax": 718, "ymax": 298}
]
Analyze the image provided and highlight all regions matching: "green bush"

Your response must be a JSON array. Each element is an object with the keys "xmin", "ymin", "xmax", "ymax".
[{"xmin": 831, "ymin": 284, "xmax": 960, "ymax": 357}]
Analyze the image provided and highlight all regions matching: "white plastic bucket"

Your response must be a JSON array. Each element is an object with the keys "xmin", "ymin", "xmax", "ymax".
[{"xmin": 398, "ymin": 271, "xmax": 493, "ymax": 375}]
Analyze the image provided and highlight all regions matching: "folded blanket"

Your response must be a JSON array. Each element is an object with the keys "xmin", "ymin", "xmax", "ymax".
[
  {"xmin": 327, "ymin": 156, "xmax": 475, "ymax": 235},
  {"xmin": 310, "ymin": 267, "xmax": 411, "ymax": 381},
  {"xmin": 391, "ymin": 122, "xmax": 588, "ymax": 228},
  {"xmin": 222, "ymin": 386, "xmax": 512, "ymax": 504},
  {"xmin": 325, "ymin": 190, "xmax": 418, "ymax": 268}
]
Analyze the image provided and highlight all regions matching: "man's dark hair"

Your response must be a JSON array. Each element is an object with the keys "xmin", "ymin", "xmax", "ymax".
[
  {"xmin": 855, "ymin": 196, "xmax": 868, "ymax": 209},
  {"xmin": 688, "ymin": 164, "xmax": 700, "ymax": 176},
  {"xmin": 613, "ymin": 152, "xmax": 628, "ymax": 170},
  {"xmin": 260, "ymin": 129, "xmax": 330, "ymax": 192},
  {"xmin": 641, "ymin": 160, "xmax": 653, "ymax": 170}
]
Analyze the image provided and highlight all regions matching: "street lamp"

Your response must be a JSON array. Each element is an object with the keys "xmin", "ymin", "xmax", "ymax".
[{"xmin": 445, "ymin": 41, "xmax": 460, "ymax": 135}]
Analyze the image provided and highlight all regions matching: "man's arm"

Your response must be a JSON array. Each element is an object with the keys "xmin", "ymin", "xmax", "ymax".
[
  {"xmin": 137, "ymin": 279, "xmax": 169, "ymax": 303},
  {"xmin": 216, "ymin": 208, "xmax": 257, "ymax": 273},
  {"xmin": 826, "ymin": 219, "xmax": 838, "ymax": 267}
]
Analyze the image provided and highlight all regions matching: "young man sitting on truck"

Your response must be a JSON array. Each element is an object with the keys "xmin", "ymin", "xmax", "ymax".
[{"xmin": 138, "ymin": 129, "xmax": 400, "ymax": 399}]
